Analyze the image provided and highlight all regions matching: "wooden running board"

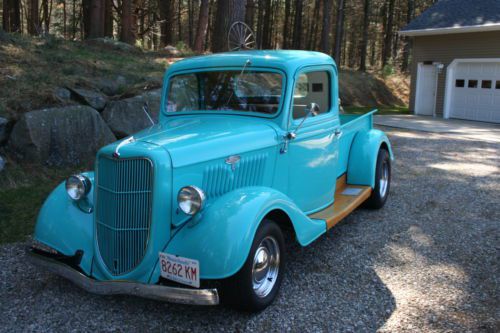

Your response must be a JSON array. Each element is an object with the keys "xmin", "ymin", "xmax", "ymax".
[{"xmin": 309, "ymin": 174, "xmax": 372, "ymax": 230}]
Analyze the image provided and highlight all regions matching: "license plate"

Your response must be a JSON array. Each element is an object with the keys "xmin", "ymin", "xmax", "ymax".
[{"xmin": 159, "ymin": 252, "xmax": 200, "ymax": 288}]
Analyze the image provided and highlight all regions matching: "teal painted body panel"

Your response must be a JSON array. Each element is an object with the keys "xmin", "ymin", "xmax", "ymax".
[
  {"xmin": 33, "ymin": 50, "xmax": 393, "ymax": 285},
  {"xmin": 150, "ymin": 187, "xmax": 326, "ymax": 281},
  {"xmin": 34, "ymin": 172, "xmax": 96, "ymax": 275}
]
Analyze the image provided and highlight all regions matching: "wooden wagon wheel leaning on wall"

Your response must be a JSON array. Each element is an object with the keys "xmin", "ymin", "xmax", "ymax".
[{"xmin": 227, "ymin": 21, "xmax": 257, "ymax": 51}]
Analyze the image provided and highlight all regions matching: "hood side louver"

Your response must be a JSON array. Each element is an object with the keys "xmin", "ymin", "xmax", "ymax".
[{"xmin": 203, "ymin": 154, "xmax": 268, "ymax": 198}]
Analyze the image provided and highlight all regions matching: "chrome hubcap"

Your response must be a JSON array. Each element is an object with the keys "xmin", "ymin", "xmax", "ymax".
[
  {"xmin": 252, "ymin": 236, "xmax": 280, "ymax": 298},
  {"xmin": 379, "ymin": 160, "xmax": 389, "ymax": 198}
]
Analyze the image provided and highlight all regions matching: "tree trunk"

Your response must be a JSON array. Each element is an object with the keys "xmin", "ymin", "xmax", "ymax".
[
  {"xmin": 120, "ymin": 0, "xmax": 136, "ymax": 44},
  {"xmin": 358, "ymin": 0, "xmax": 370, "ymax": 71},
  {"xmin": 27, "ymin": 0, "xmax": 39, "ymax": 35},
  {"xmin": 159, "ymin": 0, "xmax": 174, "ymax": 46},
  {"xmin": 382, "ymin": 0, "xmax": 395, "ymax": 67},
  {"xmin": 333, "ymin": 0, "xmax": 345, "ymax": 64},
  {"xmin": 3, "ymin": 0, "xmax": 21, "ymax": 32},
  {"xmin": 245, "ymin": 0, "xmax": 255, "ymax": 30},
  {"xmin": 262, "ymin": 0, "xmax": 272, "ymax": 49},
  {"xmin": 292, "ymin": 0, "xmax": 303, "ymax": 49},
  {"xmin": 319, "ymin": 0, "xmax": 332, "ymax": 53},
  {"xmin": 103, "ymin": 0, "xmax": 113, "ymax": 37},
  {"xmin": 194, "ymin": 0, "xmax": 209, "ymax": 52},
  {"xmin": 42, "ymin": 0, "xmax": 49, "ymax": 33},
  {"xmin": 401, "ymin": 0, "xmax": 414, "ymax": 71},
  {"xmin": 89, "ymin": 0, "xmax": 104, "ymax": 38},
  {"xmin": 281, "ymin": 0, "xmax": 291, "ymax": 49},
  {"xmin": 211, "ymin": 0, "xmax": 246, "ymax": 53},
  {"xmin": 177, "ymin": 0, "xmax": 182, "ymax": 42},
  {"xmin": 188, "ymin": 0, "xmax": 194, "ymax": 47}
]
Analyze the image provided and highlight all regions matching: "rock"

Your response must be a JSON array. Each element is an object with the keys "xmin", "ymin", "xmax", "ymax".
[
  {"xmin": 8, "ymin": 105, "xmax": 116, "ymax": 166},
  {"xmin": 85, "ymin": 38, "xmax": 139, "ymax": 52},
  {"xmin": 0, "ymin": 117, "xmax": 9, "ymax": 143},
  {"xmin": 0, "ymin": 155, "xmax": 5, "ymax": 172},
  {"xmin": 164, "ymin": 45, "xmax": 180, "ymax": 56},
  {"xmin": 53, "ymin": 87, "xmax": 72, "ymax": 103},
  {"xmin": 69, "ymin": 88, "xmax": 108, "ymax": 110},
  {"xmin": 95, "ymin": 76, "xmax": 128, "ymax": 96},
  {"xmin": 102, "ymin": 89, "xmax": 161, "ymax": 138}
]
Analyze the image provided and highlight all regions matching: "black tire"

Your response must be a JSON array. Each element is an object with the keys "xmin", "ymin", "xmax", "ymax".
[
  {"xmin": 365, "ymin": 148, "xmax": 391, "ymax": 209},
  {"xmin": 220, "ymin": 219, "xmax": 285, "ymax": 312}
]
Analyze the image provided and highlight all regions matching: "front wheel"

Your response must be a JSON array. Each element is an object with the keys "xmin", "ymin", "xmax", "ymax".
[
  {"xmin": 365, "ymin": 148, "xmax": 391, "ymax": 209},
  {"xmin": 221, "ymin": 219, "xmax": 285, "ymax": 312}
]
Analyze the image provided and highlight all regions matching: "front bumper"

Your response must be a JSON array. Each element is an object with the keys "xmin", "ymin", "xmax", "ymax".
[{"xmin": 27, "ymin": 249, "xmax": 219, "ymax": 306}]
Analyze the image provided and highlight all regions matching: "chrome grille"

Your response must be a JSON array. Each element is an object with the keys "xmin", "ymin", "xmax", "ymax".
[{"xmin": 96, "ymin": 156, "xmax": 153, "ymax": 275}]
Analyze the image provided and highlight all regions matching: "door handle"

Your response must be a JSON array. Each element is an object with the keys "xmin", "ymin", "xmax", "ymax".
[{"xmin": 334, "ymin": 129, "xmax": 343, "ymax": 138}]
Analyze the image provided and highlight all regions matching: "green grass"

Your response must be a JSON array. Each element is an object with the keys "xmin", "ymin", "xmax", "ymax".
[
  {"xmin": 0, "ymin": 34, "xmax": 169, "ymax": 118},
  {"xmin": 343, "ymin": 106, "xmax": 409, "ymax": 115},
  {"xmin": 0, "ymin": 163, "xmax": 77, "ymax": 244}
]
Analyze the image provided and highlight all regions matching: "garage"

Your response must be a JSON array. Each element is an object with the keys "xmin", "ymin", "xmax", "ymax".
[
  {"xmin": 399, "ymin": 0, "xmax": 500, "ymax": 124},
  {"xmin": 445, "ymin": 59, "xmax": 500, "ymax": 123}
]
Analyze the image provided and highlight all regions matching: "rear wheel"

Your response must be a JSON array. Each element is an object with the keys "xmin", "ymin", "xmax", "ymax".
[
  {"xmin": 221, "ymin": 219, "xmax": 285, "ymax": 312},
  {"xmin": 365, "ymin": 148, "xmax": 391, "ymax": 209}
]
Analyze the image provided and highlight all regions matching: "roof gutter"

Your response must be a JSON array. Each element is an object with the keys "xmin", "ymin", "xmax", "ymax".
[{"xmin": 399, "ymin": 23, "xmax": 500, "ymax": 37}]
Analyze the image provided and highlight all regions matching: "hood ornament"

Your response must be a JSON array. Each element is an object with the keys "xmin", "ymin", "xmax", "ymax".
[
  {"xmin": 113, "ymin": 136, "xmax": 135, "ymax": 158},
  {"xmin": 225, "ymin": 155, "xmax": 241, "ymax": 171}
]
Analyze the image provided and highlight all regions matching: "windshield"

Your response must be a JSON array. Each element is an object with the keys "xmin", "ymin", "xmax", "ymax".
[{"xmin": 166, "ymin": 70, "xmax": 283, "ymax": 115}]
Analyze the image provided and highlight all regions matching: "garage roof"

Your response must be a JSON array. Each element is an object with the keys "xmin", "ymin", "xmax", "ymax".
[{"xmin": 400, "ymin": 0, "xmax": 500, "ymax": 36}]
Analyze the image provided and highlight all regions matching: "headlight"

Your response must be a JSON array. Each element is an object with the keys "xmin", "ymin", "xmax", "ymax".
[
  {"xmin": 65, "ymin": 174, "xmax": 91, "ymax": 201},
  {"xmin": 177, "ymin": 186, "xmax": 206, "ymax": 215}
]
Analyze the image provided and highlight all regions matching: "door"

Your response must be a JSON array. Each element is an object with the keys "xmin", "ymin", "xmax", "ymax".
[
  {"xmin": 415, "ymin": 64, "xmax": 438, "ymax": 116},
  {"xmin": 287, "ymin": 68, "xmax": 340, "ymax": 213},
  {"xmin": 448, "ymin": 60, "xmax": 500, "ymax": 123}
]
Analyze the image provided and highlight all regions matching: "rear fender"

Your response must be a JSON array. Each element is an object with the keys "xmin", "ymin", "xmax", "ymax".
[
  {"xmin": 150, "ymin": 187, "xmax": 326, "ymax": 281},
  {"xmin": 34, "ymin": 172, "xmax": 95, "ymax": 275},
  {"xmin": 347, "ymin": 129, "xmax": 394, "ymax": 187}
]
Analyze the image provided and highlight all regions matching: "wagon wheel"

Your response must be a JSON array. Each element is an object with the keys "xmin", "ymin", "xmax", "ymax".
[{"xmin": 227, "ymin": 21, "xmax": 257, "ymax": 51}]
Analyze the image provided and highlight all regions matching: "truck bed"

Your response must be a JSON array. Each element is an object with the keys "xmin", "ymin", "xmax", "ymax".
[{"xmin": 336, "ymin": 109, "xmax": 377, "ymax": 178}]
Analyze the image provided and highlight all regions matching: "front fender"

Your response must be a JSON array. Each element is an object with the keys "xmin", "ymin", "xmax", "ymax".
[
  {"xmin": 34, "ymin": 172, "xmax": 95, "ymax": 275},
  {"xmin": 151, "ymin": 187, "xmax": 326, "ymax": 281},
  {"xmin": 347, "ymin": 129, "xmax": 394, "ymax": 187}
]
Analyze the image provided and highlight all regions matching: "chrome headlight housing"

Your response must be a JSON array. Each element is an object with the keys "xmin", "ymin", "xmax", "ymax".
[
  {"xmin": 177, "ymin": 186, "xmax": 206, "ymax": 215},
  {"xmin": 65, "ymin": 174, "xmax": 91, "ymax": 201}
]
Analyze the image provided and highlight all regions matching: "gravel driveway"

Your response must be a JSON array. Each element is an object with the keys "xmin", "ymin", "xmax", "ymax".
[{"xmin": 1, "ymin": 127, "xmax": 498, "ymax": 332}]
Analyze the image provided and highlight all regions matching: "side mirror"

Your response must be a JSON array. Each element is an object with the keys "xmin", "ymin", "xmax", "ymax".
[{"xmin": 288, "ymin": 103, "xmax": 320, "ymax": 139}]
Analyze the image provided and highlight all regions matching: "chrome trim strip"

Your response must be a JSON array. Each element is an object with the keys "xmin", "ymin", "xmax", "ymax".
[{"xmin": 27, "ymin": 250, "xmax": 219, "ymax": 306}]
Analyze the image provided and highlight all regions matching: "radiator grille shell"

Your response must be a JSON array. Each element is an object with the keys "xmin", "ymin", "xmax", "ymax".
[{"xmin": 95, "ymin": 156, "xmax": 153, "ymax": 276}]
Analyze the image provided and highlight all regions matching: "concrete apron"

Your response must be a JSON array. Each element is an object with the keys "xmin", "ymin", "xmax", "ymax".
[{"xmin": 374, "ymin": 115, "xmax": 500, "ymax": 143}]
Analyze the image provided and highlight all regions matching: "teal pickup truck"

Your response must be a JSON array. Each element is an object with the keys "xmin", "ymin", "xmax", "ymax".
[{"xmin": 29, "ymin": 50, "xmax": 393, "ymax": 312}]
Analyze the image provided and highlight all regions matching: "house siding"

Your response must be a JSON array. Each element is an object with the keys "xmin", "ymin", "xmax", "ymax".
[{"xmin": 409, "ymin": 31, "xmax": 500, "ymax": 116}]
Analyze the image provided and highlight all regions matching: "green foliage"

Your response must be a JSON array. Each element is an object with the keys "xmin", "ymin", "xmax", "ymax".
[
  {"xmin": 382, "ymin": 63, "xmax": 396, "ymax": 78},
  {"xmin": 0, "ymin": 163, "xmax": 76, "ymax": 244}
]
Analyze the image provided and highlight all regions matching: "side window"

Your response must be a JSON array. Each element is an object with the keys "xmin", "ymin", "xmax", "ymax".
[{"xmin": 293, "ymin": 71, "xmax": 331, "ymax": 119}]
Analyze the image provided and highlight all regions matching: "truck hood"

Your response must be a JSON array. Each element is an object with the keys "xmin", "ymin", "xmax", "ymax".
[{"xmin": 134, "ymin": 116, "xmax": 279, "ymax": 167}]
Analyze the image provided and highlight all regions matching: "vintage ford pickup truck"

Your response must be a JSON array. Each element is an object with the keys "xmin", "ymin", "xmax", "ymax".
[{"xmin": 29, "ymin": 50, "xmax": 393, "ymax": 311}]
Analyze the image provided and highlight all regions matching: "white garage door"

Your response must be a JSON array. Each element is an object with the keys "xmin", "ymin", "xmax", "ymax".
[{"xmin": 449, "ymin": 61, "xmax": 500, "ymax": 123}]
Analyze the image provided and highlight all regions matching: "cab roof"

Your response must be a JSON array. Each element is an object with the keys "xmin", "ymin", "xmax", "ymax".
[{"xmin": 167, "ymin": 50, "xmax": 337, "ymax": 75}]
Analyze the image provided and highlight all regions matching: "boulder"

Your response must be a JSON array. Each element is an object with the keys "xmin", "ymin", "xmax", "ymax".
[
  {"xmin": 164, "ymin": 45, "xmax": 180, "ymax": 56},
  {"xmin": 0, "ymin": 117, "xmax": 9, "ymax": 143},
  {"xmin": 8, "ymin": 105, "xmax": 116, "ymax": 166},
  {"xmin": 95, "ymin": 76, "xmax": 128, "ymax": 96},
  {"xmin": 53, "ymin": 87, "xmax": 72, "ymax": 103},
  {"xmin": 69, "ymin": 88, "xmax": 108, "ymax": 110},
  {"xmin": 102, "ymin": 89, "xmax": 161, "ymax": 138},
  {"xmin": 85, "ymin": 38, "xmax": 139, "ymax": 52}
]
